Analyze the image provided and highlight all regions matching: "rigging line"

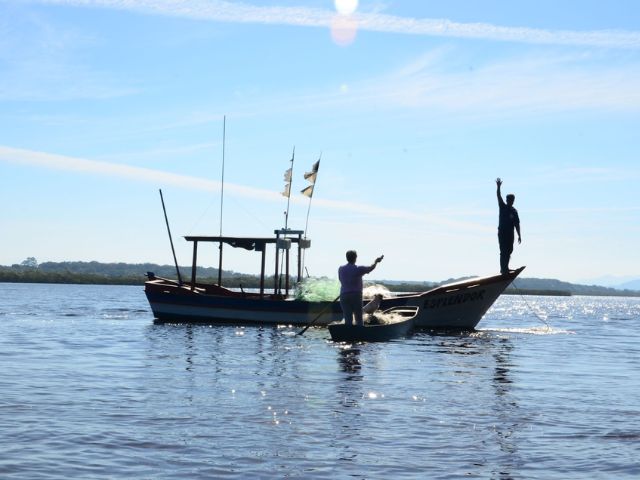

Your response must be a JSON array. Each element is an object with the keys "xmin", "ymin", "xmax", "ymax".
[
  {"xmin": 187, "ymin": 196, "xmax": 218, "ymax": 235},
  {"xmin": 512, "ymin": 279, "xmax": 551, "ymax": 330}
]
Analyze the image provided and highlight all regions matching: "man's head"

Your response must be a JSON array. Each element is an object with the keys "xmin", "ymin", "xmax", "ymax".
[
  {"xmin": 346, "ymin": 250, "xmax": 357, "ymax": 263},
  {"xmin": 506, "ymin": 194, "xmax": 515, "ymax": 206}
]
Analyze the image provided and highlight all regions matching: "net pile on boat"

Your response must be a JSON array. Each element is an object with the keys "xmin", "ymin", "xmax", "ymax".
[
  {"xmin": 363, "ymin": 284, "xmax": 392, "ymax": 299},
  {"xmin": 365, "ymin": 312, "xmax": 403, "ymax": 325}
]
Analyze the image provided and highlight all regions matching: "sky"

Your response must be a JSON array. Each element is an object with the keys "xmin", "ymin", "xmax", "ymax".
[{"xmin": 1, "ymin": 0, "xmax": 639, "ymax": 284}]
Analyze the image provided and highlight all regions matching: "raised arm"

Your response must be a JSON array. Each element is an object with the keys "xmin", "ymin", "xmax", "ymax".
[
  {"xmin": 370, "ymin": 255, "xmax": 384, "ymax": 270},
  {"xmin": 496, "ymin": 177, "xmax": 505, "ymax": 206},
  {"xmin": 362, "ymin": 255, "xmax": 384, "ymax": 275}
]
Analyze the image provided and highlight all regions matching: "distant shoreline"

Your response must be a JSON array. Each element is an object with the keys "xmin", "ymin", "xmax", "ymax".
[
  {"xmin": 0, "ymin": 274, "xmax": 636, "ymax": 298},
  {"xmin": 1, "ymin": 261, "xmax": 639, "ymax": 297},
  {"xmin": 0, "ymin": 276, "xmax": 571, "ymax": 296}
]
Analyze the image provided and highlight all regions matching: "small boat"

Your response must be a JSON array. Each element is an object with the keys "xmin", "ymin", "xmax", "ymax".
[{"xmin": 328, "ymin": 306, "xmax": 418, "ymax": 342}]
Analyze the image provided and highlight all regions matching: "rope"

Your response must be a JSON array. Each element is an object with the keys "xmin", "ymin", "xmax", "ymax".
[{"xmin": 511, "ymin": 279, "xmax": 551, "ymax": 330}]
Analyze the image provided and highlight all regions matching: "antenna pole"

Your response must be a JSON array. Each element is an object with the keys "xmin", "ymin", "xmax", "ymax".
[
  {"xmin": 284, "ymin": 146, "xmax": 295, "ymax": 230},
  {"xmin": 301, "ymin": 153, "xmax": 321, "ymax": 275},
  {"xmin": 218, "ymin": 116, "xmax": 226, "ymax": 286}
]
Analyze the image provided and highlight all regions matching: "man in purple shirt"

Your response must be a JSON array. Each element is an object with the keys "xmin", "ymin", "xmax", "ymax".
[{"xmin": 338, "ymin": 250, "xmax": 384, "ymax": 326}]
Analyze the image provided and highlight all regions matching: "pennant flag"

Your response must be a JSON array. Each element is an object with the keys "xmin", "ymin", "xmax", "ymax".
[
  {"xmin": 282, "ymin": 167, "xmax": 293, "ymax": 197},
  {"xmin": 303, "ymin": 160, "xmax": 320, "ymax": 184},
  {"xmin": 300, "ymin": 184, "xmax": 314, "ymax": 198}
]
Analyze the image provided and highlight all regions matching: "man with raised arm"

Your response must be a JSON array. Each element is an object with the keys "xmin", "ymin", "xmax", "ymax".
[
  {"xmin": 338, "ymin": 251, "xmax": 384, "ymax": 326},
  {"xmin": 496, "ymin": 178, "xmax": 521, "ymax": 275}
]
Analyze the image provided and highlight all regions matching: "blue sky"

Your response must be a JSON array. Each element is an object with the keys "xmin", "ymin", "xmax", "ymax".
[{"xmin": 1, "ymin": 0, "xmax": 639, "ymax": 283}]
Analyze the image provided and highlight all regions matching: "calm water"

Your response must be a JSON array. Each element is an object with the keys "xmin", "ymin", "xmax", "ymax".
[{"xmin": 0, "ymin": 283, "xmax": 638, "ymax": 479}]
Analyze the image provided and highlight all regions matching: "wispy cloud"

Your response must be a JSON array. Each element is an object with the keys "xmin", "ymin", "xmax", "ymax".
[
  {"xmin": 36, "ymin": 0, "xmax": 640, "ymax": 49},
  {"xmin": 212, "ymin": 49, "xmax": 640, "ymax": 119},
  {"xmin": 0, "ymin": 144, "xmax": 489, "ymax": 231}
]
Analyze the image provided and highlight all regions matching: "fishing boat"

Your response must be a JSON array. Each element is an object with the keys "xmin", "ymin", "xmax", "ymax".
[
  {"xmin": 144, "ymin": 228, "xmax": 525, "ymax": 330},
  {"xmin": 328, "ymin": 306, "xmax": 417, "ymax": 342}
]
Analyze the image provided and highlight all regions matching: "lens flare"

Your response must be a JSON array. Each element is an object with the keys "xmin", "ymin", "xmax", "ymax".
[{"xmin": 330, "ymin": 14, "xmax": 358, "ymax": 46}]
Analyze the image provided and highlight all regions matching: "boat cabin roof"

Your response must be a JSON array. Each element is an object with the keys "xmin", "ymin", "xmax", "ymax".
[
  {"xmin": 183, "ymin": 229, "xmax": 307, "ymax": 297},
  {"xmin": 185, "ymin": 230, "xmax": 306, "ymax": 252}
]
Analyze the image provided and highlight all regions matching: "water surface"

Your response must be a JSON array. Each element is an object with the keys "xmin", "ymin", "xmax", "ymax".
[{"xmin": 0, "ymin": 283, "xmax": 638, "ymax": 479}]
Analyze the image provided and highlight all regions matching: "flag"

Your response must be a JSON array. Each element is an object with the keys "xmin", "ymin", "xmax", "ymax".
[
  {"xmin": 282, "ymin": 167, "xmax": 292, "ymax": 197},
  {"xmin": 300, "ymin": 184, "xmax": 314, "ymax": 198},
  {"xmin": 303, "ymin": 160, "xmax": 320, "ymax": 184}
]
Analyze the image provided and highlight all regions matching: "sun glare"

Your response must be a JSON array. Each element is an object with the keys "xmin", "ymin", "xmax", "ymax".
[{"xmin": 334, "ymin": 0, "xmax": 358, "ymax": 16}]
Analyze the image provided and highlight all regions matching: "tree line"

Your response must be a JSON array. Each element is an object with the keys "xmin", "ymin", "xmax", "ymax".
[{"xmin": 1, "ymin": 259, "xmax": 639, "ymax": 296}]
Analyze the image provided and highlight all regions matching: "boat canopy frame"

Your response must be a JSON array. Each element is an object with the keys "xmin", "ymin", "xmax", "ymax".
[{"xmin": 184, "ymin": 229, "xmax": 310, "ymax": 298}]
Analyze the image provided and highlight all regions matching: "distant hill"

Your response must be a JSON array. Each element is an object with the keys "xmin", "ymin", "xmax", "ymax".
[
  {"xmin": 1, "ymin": 261, "xmax": 639, "ymax": 297},
  {"xmin": 618, "ymin": 279, "xmax": 640, "ymax": 291},
  {"xmin": 579, "ymin": 275, "xmax": 640, "ymax": 290},
  {"xmin": 504, "ymin": 277, "xmax": 640, "ymax": 297},
  {"xmin": 385, "ymin": 274, "xmax": 640, "ymax": 297}
]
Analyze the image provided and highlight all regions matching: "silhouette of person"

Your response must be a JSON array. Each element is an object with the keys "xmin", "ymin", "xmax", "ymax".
[
  {"xmin": 338, "ymin": 250, "xmax": 383, "ymax": 326},
  {"xmin": 496, "ymin": 178, "xmax": 521, "ymax": 275}
]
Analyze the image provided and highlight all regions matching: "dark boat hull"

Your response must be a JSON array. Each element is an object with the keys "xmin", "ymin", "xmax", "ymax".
[
  {"xmin": 144, "ymin": 267, "xmax": 525, "ymax": 330},
  {"xmin": 328, "ymin": 307, "xmax": 417, "ymax": 342}
]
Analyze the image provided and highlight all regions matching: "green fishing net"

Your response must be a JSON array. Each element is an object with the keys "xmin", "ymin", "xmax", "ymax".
[
  {"xmin": 294, "ymin": 278, "xmax": 392, "ymax": 302},
  {"xmin": 294, "ymin": 277, "xmax": 340, "ymax": 302}
]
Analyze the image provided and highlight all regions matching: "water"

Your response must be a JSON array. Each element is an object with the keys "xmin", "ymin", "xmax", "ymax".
[{"xmin": 0, "ymin": 283, "xmax": 639, "ymax": 479}]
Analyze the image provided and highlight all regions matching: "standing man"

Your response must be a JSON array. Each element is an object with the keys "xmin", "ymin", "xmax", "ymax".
[
  {"xmin": 496, "ymin": 178, "xmax": 521, "ymax": 275},
  {"xmin": 338, "ymin": 251, "xmax": 384, "ymax": 326}
]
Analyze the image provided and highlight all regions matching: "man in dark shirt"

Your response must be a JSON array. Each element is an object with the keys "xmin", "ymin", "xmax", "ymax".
[
  {"xmin": 496, "ymin": 178, "xmax": 521, "ymax": 275},
  {"xmin": 338, "ymin": 250, "xmax": 383, "ymax": 326}
]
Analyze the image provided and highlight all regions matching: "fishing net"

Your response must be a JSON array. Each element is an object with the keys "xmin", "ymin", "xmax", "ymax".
[
  {"xmin": 294, "ymin": 277, "xmax": 340, "ymax": 302},
  {"xmin": 294, "ymin": 279, "xmax": 394, "ymax": 302},
  {"xmin": 364, "ymin": 311, "xmax": 403, "ymax": 325},
  {"xmin": 363, "ymin": 283, "xmax": 393, "ymax": 299}
]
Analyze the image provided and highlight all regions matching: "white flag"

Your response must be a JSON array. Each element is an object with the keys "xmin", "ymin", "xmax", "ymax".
[
  {"xmin": 282, "ymin": 183, "xmax": 291, "ymax": 197},
  {"xmin": 283, "ymin": 168, "xmax": 292, "ymax": 182}
]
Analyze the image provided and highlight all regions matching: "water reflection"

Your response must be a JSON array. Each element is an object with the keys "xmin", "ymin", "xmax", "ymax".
[
  {"xmin": 411, "ymin": 331, "xmax": 523, "ymax": 479},
  {"xmin": 333, "ymin": 345, "xmax": 364, "ymax": 464},
  {"xmin": 490, "ymin": 337, "xmax": 521, "ymax": 479},
  {"xmin": 337, "ymin": 346, "xmax": 362, "ymax": 378}
]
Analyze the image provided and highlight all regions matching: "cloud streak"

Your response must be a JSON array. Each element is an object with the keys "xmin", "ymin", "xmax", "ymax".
[
  {"xmin": 0, "ymin": 144, "xmax": 489, "ymax": 232},
  {"xmin": 37, "ymin": 0, "xmax": 640, "ymax": 49}
]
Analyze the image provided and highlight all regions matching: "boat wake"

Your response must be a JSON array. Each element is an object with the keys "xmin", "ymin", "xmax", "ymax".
[{"xmin": 476, "ymin": 326, "xmax": 575, "ymax": 335}]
